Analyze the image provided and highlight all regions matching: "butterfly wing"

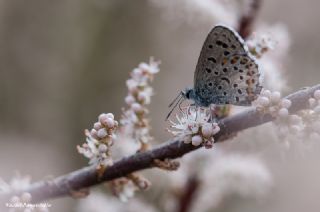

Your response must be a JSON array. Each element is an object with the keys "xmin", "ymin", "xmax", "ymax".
[{"xmin": 194, "ymin": 25, "xmax": 262, "ymax": 106}]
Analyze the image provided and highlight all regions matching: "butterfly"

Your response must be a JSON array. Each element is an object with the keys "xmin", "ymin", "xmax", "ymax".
[{"xmin": 167, "ymin": 25, "xmax": 262, "ymax": 120}]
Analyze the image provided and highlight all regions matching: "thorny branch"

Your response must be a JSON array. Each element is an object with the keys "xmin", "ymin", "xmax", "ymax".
[{"xmin": 0, "ymin": 84, "xmax": 319, "ymax": 205}]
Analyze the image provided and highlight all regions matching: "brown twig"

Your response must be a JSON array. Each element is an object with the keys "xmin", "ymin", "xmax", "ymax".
[
  {"xmin": 0, "ymin": 85, "xmax": 319, "ymax": 205},
  {"xmin": 178, "ymin": 176, "xmax": 200, "ymax": 212},
  {"xmin": 238, "ymin": 0, "xmax": 262, "ymax": 39}
]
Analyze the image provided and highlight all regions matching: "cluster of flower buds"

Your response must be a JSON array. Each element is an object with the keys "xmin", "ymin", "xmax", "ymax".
[
  {"xmin": 255, "ymin": 89, "xmax": 292, "ymax": 118},
  {"xmin": 169, "ymin": 108, "xmax": 220, "ymax": 148},
  {"xmin": 255, "ymin": 89, "xmax": 305, "ymax": 136},
  {"xmin": 301, "ymin": 90, "xmax": 320, "ymax": 138},
  {"xmin": 77, "ymin": 113, "xmax": 118, "ymax": 167},
  {"xmin": 121, "ymin": 58, "xmax": 160, "ymax": 150},
  {"xmin": 247, "ymin": 33, "xmax": 276, "ymax": 58}
]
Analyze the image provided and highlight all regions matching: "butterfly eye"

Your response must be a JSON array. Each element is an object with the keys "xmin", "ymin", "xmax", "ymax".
[{"xmin": 185, "ymin": 92, "xmax": 190, "ymax": 98}]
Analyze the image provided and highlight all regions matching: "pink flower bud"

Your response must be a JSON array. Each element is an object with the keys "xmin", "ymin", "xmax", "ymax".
[
  {"xmin": 104, "ymin": 118, "xmax": 115, "ymax": 128},
  {"xmin": 309, "ymin": 98, "xmax": 316, "ymax": 108},
  {"xmin": 131, "ymin": 103, "xmax": 143, "ymax": 113},
  {"xmin": 125, "ymin": 95, "xmax": 135, "ymax": 105},
  {"xmin": 98, "ymin": 144, "xmax": 108, "ymax": 153},
  {"xmin": 139, "ymin": 62, "xmax": 150, "ymax": 71},
  {"xmin": 257, "ymin": 96, "xmax": 270, "ymax": 107},
  {"xmin": 278, "ymin": 108, "xmax": 289, "ymax": 118},
  {"xmin": 191, "ymin": 135, "xmax": 203, "ymax": 146},
  {"xmin": 106, "ymin": 113, "xmax": 114, "ymax": 119},
  {"xmin": 90, "ymin": 129, "xmax": 98, "ymax": 138},
  {"xmin": 138, "ymin": 92, "xmax": 147, "ymax": 102},
  {"xmin": 126, "ymin": 79, "xmax": 138, "ymax": 93},
  {"xmin": 314, "ymin": 90, "xmax": 320, "ymax": 100},
  {"xmin": 212, "ymin": 125, "xmax": 220, "ymax": 134},
  {"xmin": 97, "ymin": 128, "xmax": 108, "ymax": 138},
  {"xmin": 270, "ymin": 91, "xmax": 281, "ymax": 103},
  {"xmin": 281, "ymin": 99, "xmax": 292, "ymax": 109},
  {"xmin": 262, "ymin": 89, "xmax": 271, "ymax": 97},
  {"xmin": 21, "ymin": 192, "xmax": 32, "ymax": 202},
  {"xmin": 98, "ymin": 113, "xmax": 108, "ymax": 123},
  {"xmin": 202, "ymin": 124, "xmax": 213, "ymax": 138},
  {"xmin": 93, "ymin": 122, "xmax": 102, "ymax": 130}
]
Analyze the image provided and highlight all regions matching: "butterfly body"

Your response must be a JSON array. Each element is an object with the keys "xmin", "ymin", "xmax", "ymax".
[
  {"xmin": 166, "ymin": 25, "xmax": 263, "ymax": 120},
  {"xmin": 185, "ymin": 25, "xmax": 262, "ymax": 107}
]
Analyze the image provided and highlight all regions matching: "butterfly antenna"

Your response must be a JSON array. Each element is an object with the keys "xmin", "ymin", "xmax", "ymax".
[
  {"xmin": 168, "ymin": 91, "xmax": 183, "ymax": 107},
  {"xmin": 166, "ymin": 94, "xmax": 184, "ymax": 121}
]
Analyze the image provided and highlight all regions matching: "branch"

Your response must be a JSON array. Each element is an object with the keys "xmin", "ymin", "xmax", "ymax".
[
  {"xmin": 238, "ymin": 0, "xmax": 262, "ymax": 39},
  {"xmin": 178, "ymin": 175, "xmax": 200, "ymax": 212},
  {"xmin": 0, "ymin": 84, "xmax": 319, "ymax": 205}
]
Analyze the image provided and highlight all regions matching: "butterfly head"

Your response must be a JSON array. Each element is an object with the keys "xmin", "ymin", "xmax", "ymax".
[{"xmin": 182, "ymin": 87, "xmax": 195, "ymax": 100}]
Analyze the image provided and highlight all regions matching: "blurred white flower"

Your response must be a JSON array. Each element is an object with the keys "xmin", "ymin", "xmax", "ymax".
[
  {"xmin": 0, "ymin": 172, "xmax": 31, "ymax": 192},
  {"xmin": 77, "ymin": 191, "xmax": 159, "ymax": 212},
  {"xmin": 191, "ymin": 155, "xmax": 272, "ymax": 211},
  {"xmin": 150, "ymin": 0, "xmax": 253, "ymax": 27},
  {"xmin": 0, "ymin": 173, "xmax": 48, "ymax": 212},
  {"xmin": 248, "ymin": 24, "xmax": 290, "ymax": 91}
]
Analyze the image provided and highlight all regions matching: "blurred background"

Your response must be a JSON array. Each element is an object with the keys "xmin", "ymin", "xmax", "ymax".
[{"xmin": 1, "ymin": 0, "xmax": 320, "ymax": 211}]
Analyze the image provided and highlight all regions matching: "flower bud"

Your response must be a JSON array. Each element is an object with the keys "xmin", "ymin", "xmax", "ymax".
[
  {"xmin": 103, "ymin": 118, "xmax": 115, "ymax": 128},
  {"xmin": 93, "ymin": 122, "xmax": 102, "ymax": 130},
  {"xmin": 281, "ymin": 99, "xmax": 292, "ymax": 109},
  {"xmin": 202, "ymin": 123, "xmax": 213, "ymax": 138},
  {"xmin": 278, "ymin": 108, "xmax": 289, "ymax": 118},
  {"xmin": 191, "ymin": 135, "xmax": 203, "ymax": 146},
  {"xmin": 99, "ymin": 144, "xmax": 108, "ymax": 153},
  {"xmin": 131, "ymin": 103, "xmax": 143, "ymax": 113},
  {"xmin": 309, "ymin": 98, "xmax": 316, "ymax": 108},
  {"xmin": 98, "ymin": 113, "xmax": 108, "ymax": 123},
  {"xmin": 97, "ymin": 128, "xmax": 108, "ymax": 138},
  {"xmin": 21, "ymin": 192, "xmax": 32, "ymax": 203},
  {"xmin": 125, "ymin": 95, "xmax": 135, "ymax": 105},
  {"xmin": 314, "ymin": 90, "xmax": 320, "ymax": 100},
  {"xmin": 257, "ymin": 96, "xmax": 270, "ymax": 107},
  {"xmin": 270, "ymin": 91, "xmax": 281, "ymax": 103},
  {"xmin": 262, "ymin": 89, "xmax": 271, "ymax": 97}
]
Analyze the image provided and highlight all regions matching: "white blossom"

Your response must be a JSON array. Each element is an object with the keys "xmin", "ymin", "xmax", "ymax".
[
  {"xmin": 120, "ymin": 58, "xmax": 160, "ymax": 149},
  {"xmin": 168, "ymin": 107, "xmax": 220, "ymax": 148},
  {"xmin": 77, "ymin": 113, "xmax": 118, "ymax": 167}
]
